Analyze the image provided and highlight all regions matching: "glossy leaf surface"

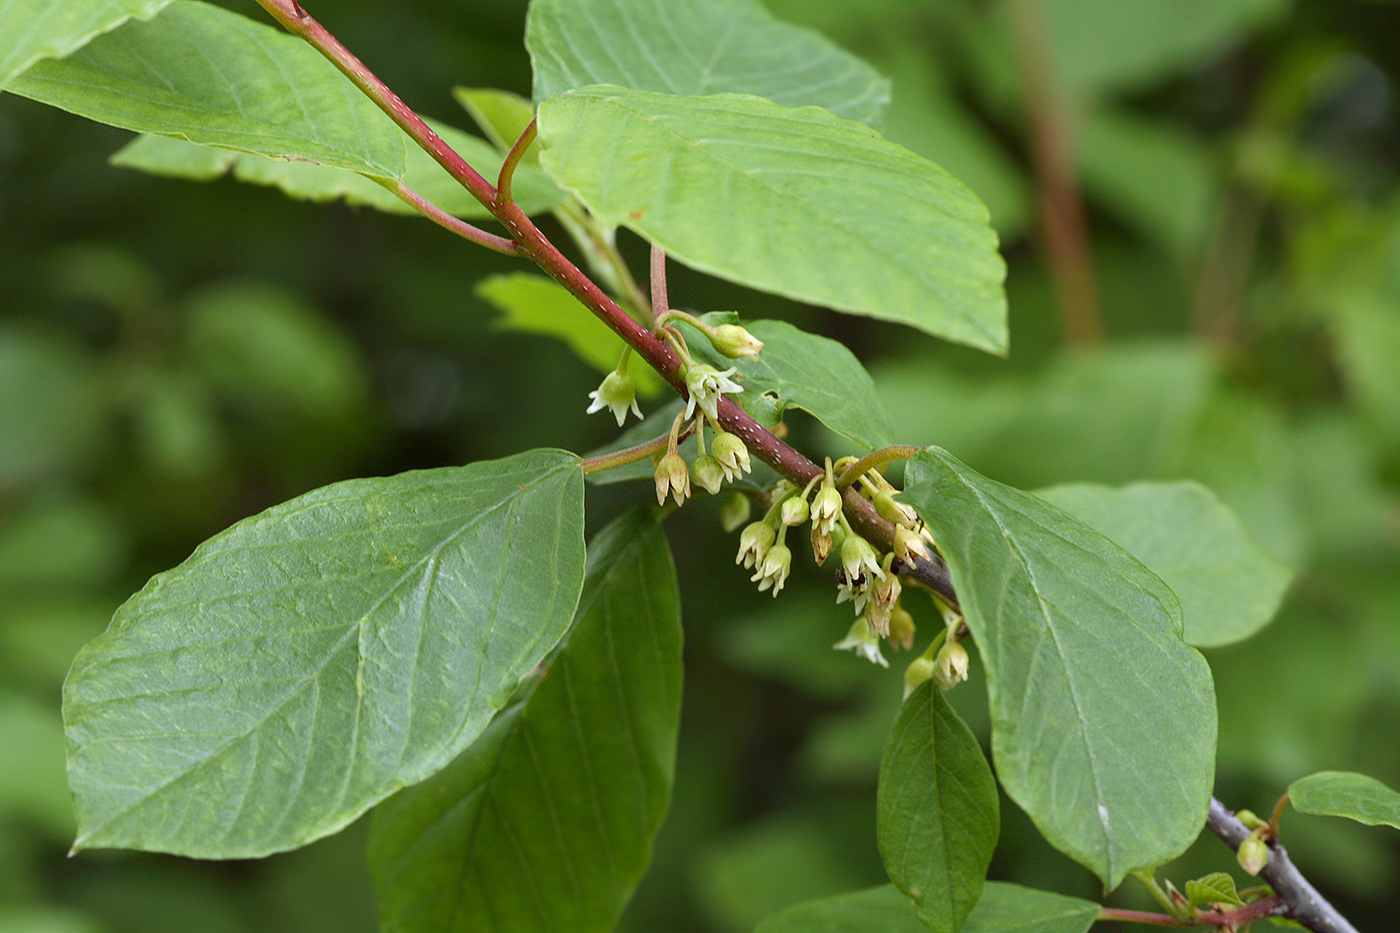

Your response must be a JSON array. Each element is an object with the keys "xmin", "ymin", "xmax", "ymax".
[
  {"xmin": 8, "ymin": 1, "xmax": 405, "ymax": 178},
  {"xmin": 65, "ymin": 450, "xmax": 586, "ymax": 857},
  {"xmin": 0, "ymin": 0, "xmax": 168, "ymax": 88},
  {"xmin": 1038, "ymin": 481, "xmax": 1292, "ymax": 647},
  {"xmin": 878, "ymin": 682, "xmax": 998, "ymax": 933},
  {"xmin": 1290, "ymin": 771, "xmax": 1400, "ymax": 831},
  {"xmin": 369, "ymin": 507, "xmax": 682, "ymax": 932},
  {"xmin": 903, "ymin": 448, "xmax": 1216, "ymax": 888},
  {"xmin": 537, "ymin": 87, "xmax": 1007, "ymax": 354},
  {"xmin": 527, "ymin": 0, "xmax": 890, "ymax": 126}
]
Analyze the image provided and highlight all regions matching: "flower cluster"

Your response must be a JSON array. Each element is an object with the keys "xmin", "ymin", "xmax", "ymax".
[{"xmin": 726, "ymin": 458, "xmax": 956, "ymax": 683}]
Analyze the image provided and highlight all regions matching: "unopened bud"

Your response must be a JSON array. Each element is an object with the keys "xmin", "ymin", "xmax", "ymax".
[
  {"xmin": 904, "ymin": 655, "xmax": 935, "ymax": 699},
  {"xmin": 1237, "ymin": 835, "xmax": 1269, "ymax": 876},
  {"xmin": 780, "ymin": 495, "xmax": 810, "ymax": 526},
  {"xmin": 887, "ymin": 606, "xmax": 916, "ymax": 650},
  {"xmin": 719, "ymin": 493, "xmax": 751, "ymax": 533},
  {"xmin": 707, "ymin": 323, "xmax": 765, "ymax": 359}
]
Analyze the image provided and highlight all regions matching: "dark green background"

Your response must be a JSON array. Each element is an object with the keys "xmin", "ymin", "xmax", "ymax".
[{"xmin": 2, "ymin": 0, "xmax": 1398, "ymax": 930}]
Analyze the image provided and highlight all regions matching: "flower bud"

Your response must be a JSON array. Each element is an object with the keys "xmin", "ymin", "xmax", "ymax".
[
  {"xmin": 933, "ymin": 641, "xmax": 970, "ymax": 691},
  {"xmin": 707, "ymin": 323, "xmax": 765, "ymax": 359},
  {"xmin": 903, "ymin": 654, "xmax": 935, "ymax": 698},
  {"xmin": 810, "ymin": 481, "xmax": 842, "ymax": 536},
  {"xmin": 780, "ymin": 494, "xmax": 810, "ymax": 527},
  {"xmin": 654, "ymin": 450, "xmax": 690, "ymax": 506},
  {"xmin": 719, "ymin": 493, "xmax": 751, "ymax": 533},
  {"xmin": 691, "ymin": 454, "xmax": 726, "ymax": 495},
  {"xmin": 1237, "ymin": 835, "xmax": 1269, "ymax": 876},
  {"xmin": 887, "ymin": 606, "xmax": 916, "ymax": 650},
  {"xmin": 873, "ymin": 490, "xmax": 920, "ymax": 528}
]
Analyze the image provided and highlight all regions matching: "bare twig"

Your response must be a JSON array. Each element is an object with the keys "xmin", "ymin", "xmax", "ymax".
[{"xmin": 1206, "ymin": 797, "xmax": 1360, "ymax": 933}]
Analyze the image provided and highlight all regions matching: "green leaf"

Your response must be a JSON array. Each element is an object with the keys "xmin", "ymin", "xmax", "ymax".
[
  {"xmin": 369, "ymin": 507, "xmax": 681, "ymax": 933},
  {"xmin": 878, "ymin": 682, "xmax": 998, "ymax": 933},
  {"xmin": 1290, "ymin": 771, "xmax": 1400, "ymax": 831},
  {"xmin": 110, "ymin": 120, "xmax": 562, "ymax": 218},
  {"xmin": 454, "ymin": 87, "xmax": 543, "ymax": 162},
  {"xmin": 527, "ymin": 0, "xmax": 890, "ymax": 127},
  {"xmin": 7, "ymin": 1, "xmax": 405, "ymax": 179},
  {"xmin": 1037, "ymin": 481, "xmax": 1293, "ymax": 648},
  {"xmin": 64, "ymin": 449, "xmax": 586, "ymax": 858},
  {"xmin": 477, "ymin": 272, "xmax": 664, "ymax": 395},
  {"xmin": 688, "ymin": 316, "xmax": 893, "ymax": 449},
  {"xmin": 537, "ymin": 87, "xmax": 1007, "ymax": 354},
  {"xmin": 902, "ymin": 448, "xmax": 1216, "ymax": 889},
  {"xmin": 1184, "ymin": 872, "xmax": 1244, "ymax": 908},
  {"xmin": 754, "ymin": 885, "xmax": 925, "ymax": 933},
  {"xmin": 0, "ymin": 0, "xmax": 169, "ymax": 88},
  {"xmin": 959, "ymin": 883, "xmax": 1099, "ymax": 933},
  {"xmin": 755, "ymin": 882, "xmax": 1098, "ymax": 933}
]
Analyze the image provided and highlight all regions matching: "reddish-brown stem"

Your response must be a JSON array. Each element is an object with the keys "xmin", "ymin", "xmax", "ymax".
[
  {"xmin": 384, "ymin": 180, "xmax": 519, "ymax": 255},
  {"xmin": 254, "ymin": 0, "xmax": 959, "ymax": 609},
  {"xmin": 1267, "ymin": 791, "xmax": 1291, "ymax": 839},
  {"xmin": 251, "ymin": 0, "xmax": 498, "ymax": 210},
  {"xmin": 1008, "ymin": 0, "xmax": 1103, "ymax": 346},
  {"xmin": 1096, "ymin": 907, "xmax": 1189, "ymax": 927},
  {"xmin": 496, "ymin": 119, "xmax": 537, "ymax": 209}
]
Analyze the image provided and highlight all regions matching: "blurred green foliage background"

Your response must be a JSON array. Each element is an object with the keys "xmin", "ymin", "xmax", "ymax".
[{"xmin": 2, "ymin": 0, "xmax": 1399, "ymax": 930}]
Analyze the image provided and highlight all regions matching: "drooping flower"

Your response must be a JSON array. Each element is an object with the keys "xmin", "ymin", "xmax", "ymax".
[
  {"xmin": 683, "ymin": 363, "xmax": 743, "ymax": 420},
  {"xmin": 735, "ymin": 520, "xmax": 776, "ymax": 569},
  {"xmin": 585, "ymin": 369, "xmax": 642, "ymax": 426},
  {"xmin": 839, "ymin": 533, "xmax": 884, "ymax": 587},
  {"xmin": 691, "ymin": 454, "xmax": 726, "ymax": 495},
  {"xmin": 833, "ymin": 617, "xmax": 888, "ymax": 668},
  {"xmin": 711, "ymin": 430, "xmax": 752, "ymax": 480},
  {"xmin": 933, "ymin": 640, "xmax": 970, "ymax": 691},
  {"xmin": 654, "ymin": 449, "xmax": 690, "ymax": 506},
  {"xmin": 810, "ymin": 480, "xmax": 842, "ymax": 537},
  {"xmin": 751, "ymin": 541, "xmax": 792, "ymax": 596}
]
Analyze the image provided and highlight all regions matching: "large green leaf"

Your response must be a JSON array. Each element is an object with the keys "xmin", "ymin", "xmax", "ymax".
[
  {"xmin": 0, "ymin": 0, "xmax": 169, "ymax": 88},
  {"xmin": 1038, "ymin": 481, "xmax": 1292, "ymax": 648},
  {"xmin": 960, "ymin": 883, "xmax": 1099, "ymax": 933},
  {"xmin": 754, "ymin": 885, "xmax": 925, "ymax": 933},
  {"xmin": 64, "ymin": 449, "xmax": 586, "ymax": 857},
  {"xmin": 689, "ymin": 316, "xmax": 893, "ymax": 449},
  {"xmin": 369, "ymin": 507, "xmax": 681, "ymax": 932},
  {"xmin": 902, "ymin": 448, "xmax": 1216, "ymax": 889},
  {"xmin": 754, "ymin": 883, "xmax": 1098, "ymax": 933},
  {"xmin": 537, "ymin": 87, "xmax": 1007, "ymax": 354},
  {"xmin": 878, "ymin": 682, "xmax": 998, "ymax": 933},
  {"xmin": 7, "ymin": 1, "xmax": 405, "ymax": 179},
  {"xmin": 1290, "ymin": 771, "xmax": 1400, "ymax": 831},
  {"xmin": 527, "ymin": 0, "xmax": 890, "ymax": 127},
  {"xmin": 110, "ymin": 120, "xmax": 562, "ymax": 218}
]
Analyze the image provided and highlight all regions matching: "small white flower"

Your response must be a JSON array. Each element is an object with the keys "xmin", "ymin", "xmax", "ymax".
[
  {"xmin": 683, "ymin": 363, "xmax": 743, "ymax": 421},
  {"xmin": 833, "ymin": 618, "xmax": 888, "ymax": 668},
  {"xmin": 711, "ymin": 430, "xmax": 752, "ymax": 480},
  {"xmin": 735, "ymin": 521, "xmax": 776, "ymax": 569},
  {"xmin": 810, "ymin": 481, "xmax": 842, "ymax": 537},
  {"xmin": 586, "ymin": 370, "xmax": 642, "ymax": 426}
]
